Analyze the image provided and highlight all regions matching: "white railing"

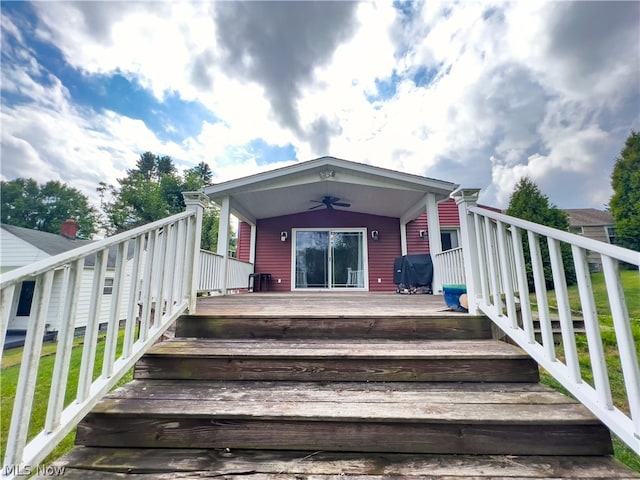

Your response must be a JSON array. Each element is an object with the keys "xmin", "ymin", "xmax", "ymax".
[
  {"xmin": 454, "ymin": 189, "xmax": 640, "ymax": 454},
  {"xmin": 434, "ymin": 247, "xmax": 465, "ymax": 285},
  {"xmin": 0, "ymin": 193, "xmax": 207, "ymax": 479},
  {"xmin": 198, "ymin": 250, "xmax": 254, "ymax": 292}
]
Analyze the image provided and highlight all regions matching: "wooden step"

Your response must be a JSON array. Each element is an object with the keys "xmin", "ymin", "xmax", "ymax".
[
  {"xmin": 134, "ymin": 338, "xmax": 540, "ymax": 382},
  {"xmin": 42, "ymin": 448, "xmax": 639, "ymax": 479},
  {"xmin": 75, "ymin": 380, "xmax": 612, "ymax": 456},
  {"xmin": 175, "ymin": 314, "xmax": 492, "ymax": 340}
]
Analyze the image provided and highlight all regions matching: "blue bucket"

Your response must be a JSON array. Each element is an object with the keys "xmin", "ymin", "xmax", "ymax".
[{"xmin": 443, "ymin": 284, "xmax": 468, "ymax": 312}]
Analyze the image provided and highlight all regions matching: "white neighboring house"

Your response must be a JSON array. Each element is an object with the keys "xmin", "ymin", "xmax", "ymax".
[{"xmin": 1, "ymin": 221, "xmax": 133, "ymax": 336}]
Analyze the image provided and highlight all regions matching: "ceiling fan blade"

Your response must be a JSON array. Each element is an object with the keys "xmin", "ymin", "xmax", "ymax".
[
  {"xmin": 308, "ymin": 204, "xmax": 324, "ymax": 210},
  {"xmin": 333, "ymin": 202, "xmax": 351, "ymax": 207}
]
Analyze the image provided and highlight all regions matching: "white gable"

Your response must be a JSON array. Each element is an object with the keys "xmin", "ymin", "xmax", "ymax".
[{"xmin": 0, "ymin": 228, "xmax": 49, "ymax": 273}]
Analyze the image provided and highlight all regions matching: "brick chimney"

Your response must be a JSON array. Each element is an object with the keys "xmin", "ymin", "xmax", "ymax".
[{"xmin": 60, "ymin": 219, "xmax": 79, "ymax": 240}]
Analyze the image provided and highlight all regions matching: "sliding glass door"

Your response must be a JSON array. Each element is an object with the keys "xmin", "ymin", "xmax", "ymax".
[{"xmin": 293, "ymin": 229, "xmax": 367, "ymax": 290}]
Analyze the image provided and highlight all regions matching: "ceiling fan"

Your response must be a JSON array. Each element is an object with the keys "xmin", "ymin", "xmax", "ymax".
[{"xmin": 309, "ymin": 195, "xmax": 351, "ymax": 210}]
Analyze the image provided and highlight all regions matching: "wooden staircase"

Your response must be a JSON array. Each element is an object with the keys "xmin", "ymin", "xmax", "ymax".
[{"xmin": 42, "ymin": 312, "xmax": 638, "ymax": 478}]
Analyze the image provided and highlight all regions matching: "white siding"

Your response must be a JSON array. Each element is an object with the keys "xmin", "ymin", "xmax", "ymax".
[{"xmin": 0, "ymin": 229, "xmax": 49, "ymax": 271}]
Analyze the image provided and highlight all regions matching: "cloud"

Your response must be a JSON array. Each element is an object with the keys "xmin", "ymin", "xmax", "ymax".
[
  {"xmin": 213, "ymin": 1, "xmax": 359, "ymax": 143},
  {"xmin": 2, "ymin": 0, "xmax": 639, "ymax": 214}
]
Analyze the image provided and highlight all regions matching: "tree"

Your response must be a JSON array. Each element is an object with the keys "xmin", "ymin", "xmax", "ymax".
[
  {"xmin": 609, "ymin": 131, "xmax": 640, "ymax": 251},
  {"xmin": 506, "ymin": 177, "xmax": 575, "ymax": 290},
  {"xmin": 1, "ymin": 178, "xmax": 99, "ymax": 238},
  {"xmin": 101, "ymin": 153, "xmax": 227, "ymax": 250}
]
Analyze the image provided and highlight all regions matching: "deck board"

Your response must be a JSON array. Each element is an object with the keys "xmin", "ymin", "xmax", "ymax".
[
  {"xmin": 145, "ymin": 338, "xmax": 531, "ymax": 359},
  {"xmin": 44, "ymin": 448, "xmax": 640, "ymax": 479}
]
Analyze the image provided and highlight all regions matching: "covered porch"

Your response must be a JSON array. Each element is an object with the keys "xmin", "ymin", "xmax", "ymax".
[{"xmin": 204, "ymin": 156, "xmax": 458, "ymax": 294}]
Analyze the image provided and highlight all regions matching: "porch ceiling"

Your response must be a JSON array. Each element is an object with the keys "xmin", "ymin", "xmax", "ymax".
[{"xmin": 203, "ymin": 157, "xmax": 459, "ymax": 223}]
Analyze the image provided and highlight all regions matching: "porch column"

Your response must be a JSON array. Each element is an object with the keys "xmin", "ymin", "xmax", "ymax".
[
  {"xmin": 400, "ymin": 222, "xmax": 408, "ymax": 256},
  {"xmin": 452, "ymin": 188, "xmax": 481, "ymax": 315},
  {"xmin": 426, "ymin": 193, "xmax": 443, "ymax": 294},
  {"xmin": 183, "ymin": 191, "xmax": 209, "ymax": 313},
  {"xmin": 217, "ymin": 195, "xmax": 231, "ymax": 295},
  {"xmin": 250, "ymin": 223, "xmax": 257, "ymax": 265}
]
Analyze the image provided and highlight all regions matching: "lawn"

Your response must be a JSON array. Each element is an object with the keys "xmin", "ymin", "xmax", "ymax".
[
  {"xmin": 538, "ymin": 269, "xmax": 640, "ymax": 472},
  {"xmin": 0, "ymin": 330, "xmax": 134, "ymax": 467}
]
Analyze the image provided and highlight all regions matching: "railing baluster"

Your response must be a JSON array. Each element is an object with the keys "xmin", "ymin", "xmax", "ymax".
[
  {"xmin": 139, "ymin": 231, "xmax": 157, "ymax": 341},
  {"xmin": 164, "ymin": 223, "xmax": 178, "ymax": 316},
  {"xmin": 484, "ymin": 217, "xmax": 503, "ymax": 316},
  {"xmin": 46, "ymin": 260, "xmax": 83, "ymax": 433},
  {"xmin": 174, "ymin": 220, "xmax": 187, "ymax": 306},
  {"xmin": 77, "ymin": 249, "xmax": 108, "ymax": 402},
  {"xmin": 123, "ymin": 235, "xmax": 144, "ymax": 358},
  {"xmin": 572, "ymin": 246, "xmax": 613, "ymax": 409},
  {"xmin": 548, "ymin": 237, "xmax": 580, "ymax": 383},
  {"xmin": 153, "ymin": 226, "xmax": 169, "ymax": 326},
  {"xmin": 102, "ymin": 242, "xmax": 127, "ymax": 379},
  {"xmin": 0, "ymin": 283, "xmax": 16, "ymax": 366},
  {"xmin": 602, "ymin": 255, "xmax": 640, "ymax": 440},
  {"xmin": 4, "ymin": 270, "xmax": 54, "ymax": 467},
  {"xmin": 510, "ymin": 226, "xmax": 535, "ymax": 344},
  {"xmin": 496, "ymin": 221, "xmax": 518, "ymax": 328},
  {"xmin": 474, "ymin": 213, "xmax": 490, "ymax": 305},
  {"xmin": 528, "ymin": 231, "xmax": 556, "ymax": 362}
]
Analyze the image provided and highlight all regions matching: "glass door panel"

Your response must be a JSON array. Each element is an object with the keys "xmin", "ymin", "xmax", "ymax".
[
  {"xmin": 294, "ymin": 231, "xmax": 329, "ymax": 288},
  {"xmin": 331, "ymin": 231, "xmax": 364, "ymax": 288},
  {"xmin": 293, "ymin": 229, "xmax": 365, "ymax": 290}
]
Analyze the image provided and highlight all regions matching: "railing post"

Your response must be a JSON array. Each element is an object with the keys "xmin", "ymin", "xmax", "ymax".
[
  {"xmin": 183, "ymin": 191, "xmax": 209, "ymax": 313},
  {"xmin": 452, "ymin": 188, "xmax": 482, "ymax": 314}
]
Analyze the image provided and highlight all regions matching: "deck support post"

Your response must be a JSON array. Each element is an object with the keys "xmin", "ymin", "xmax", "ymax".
[
  {"xmin": 452, "ymin": 188, "xmax": 482, "ymax": 315},
  {"xmin": 426, "ymin": 193, "xmax": 443, "ymax": 294},
  {"xmin": 183, "ymin": 191, "xmax": 208, "ymax": 312}
]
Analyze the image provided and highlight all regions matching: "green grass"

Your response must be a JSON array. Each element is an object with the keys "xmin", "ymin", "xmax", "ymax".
[
  {"xmin": 1, "ymin": 330, "xmax": 134, "ymax": 467},
  {"xmin": 538, "ymin": 269, "xmax": 640, "ymax": 472}
]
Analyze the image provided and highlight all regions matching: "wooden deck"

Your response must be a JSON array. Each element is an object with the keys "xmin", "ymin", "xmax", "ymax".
[
  {"xmin": 195, "ymin": 292, "xmax": 463, "ymax": 317},
  {"xmin": 39, "ymin": 292, "xmax": 640, "ymax": 479}
]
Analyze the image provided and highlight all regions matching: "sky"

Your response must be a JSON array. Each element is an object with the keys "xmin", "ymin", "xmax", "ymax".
[{"xmin": 1, "ymin": 0, "xmax": 639, "ymax": 213}]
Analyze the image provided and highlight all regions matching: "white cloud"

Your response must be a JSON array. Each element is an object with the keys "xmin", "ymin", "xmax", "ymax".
[{"xmin": 2, "ymin": 0, "xmax": 638, "ymax": 214}]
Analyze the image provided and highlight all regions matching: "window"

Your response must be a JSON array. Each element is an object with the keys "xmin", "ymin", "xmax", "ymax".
[
  {"xmin": 103, "ymin": 278, "xmax": 114, "ymax": 295},
  {"xmin": 606, "ymin": 226, "xmax": 616, "ymax": 245},
  {"xmin": 16, "ymin": 281, "xmax": 36, "ymax": 316},
  {"xmin": 441, "ymin": 229, "xmax": 459, "ymax": 251}
]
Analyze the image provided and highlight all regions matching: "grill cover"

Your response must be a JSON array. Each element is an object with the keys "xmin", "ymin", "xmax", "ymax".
[{"xmin": 393, "ymin": 254, "xmax": 433, "ymax": 292}]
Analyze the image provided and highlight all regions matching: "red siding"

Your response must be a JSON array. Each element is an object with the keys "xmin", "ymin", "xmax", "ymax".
[
  {"xmin": 255, "ymin": 210, "xmax": 401, "ymax": 292},
  {"xmin": 405, "ymin": 199, "xmax": 461, "ymax": 255},
  {"xmin": 237, "ymin": 222, "xmax": 251, "ymax": 262},
  {"xmin": 234, "ymin": 198, "xmax": 500, "ymax": 292}
]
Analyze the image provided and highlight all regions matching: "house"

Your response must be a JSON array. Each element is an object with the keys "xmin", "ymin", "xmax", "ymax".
[
  {"xmin": 564, "ymin": 208, "xmax": 615, "ymax": 272},
  {"xmin": 1, "ymin": 221, "xmax": 132, "ymax": 343},
  {"xmin": 204, "ymin": 156, "xmax": 465, "ymax": 294}
]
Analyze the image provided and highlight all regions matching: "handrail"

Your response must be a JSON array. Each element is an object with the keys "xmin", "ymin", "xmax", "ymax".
[
  {"xmin": 198, "ymin": 250, "xmax": 254, "ymax": 292},
  {"xmin": 1, "ymin": 201, "xmax": 205, "ymax": 478},
  {"xmin": 457, "ymin": 199, "xmax": 639, "ymax": 454},
  {"xmin": 434, "ymin": 247, "xmax": 465, "ymax": 286}
]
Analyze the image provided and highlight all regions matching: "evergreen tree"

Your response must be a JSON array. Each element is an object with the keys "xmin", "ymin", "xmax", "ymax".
[
  {"xmin": 506, "ymin": 177, "xmax": 575, "ymax": 290},
  {"xmin": 609, "ymin": 131, "xmax": 640, "ymax": 251}
]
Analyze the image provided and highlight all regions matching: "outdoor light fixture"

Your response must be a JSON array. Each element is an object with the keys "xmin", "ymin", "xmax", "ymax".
[
  {"xmin": 280, "ymin": 231, "xmax": 288, "ymax": 242},
  {"xmin": 419, "ymin": 230, "xmax": 428, "ymax": 238},
  {"xmin": 371, "ymin": 230, "xmax": 379, "ymax": 241}
]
